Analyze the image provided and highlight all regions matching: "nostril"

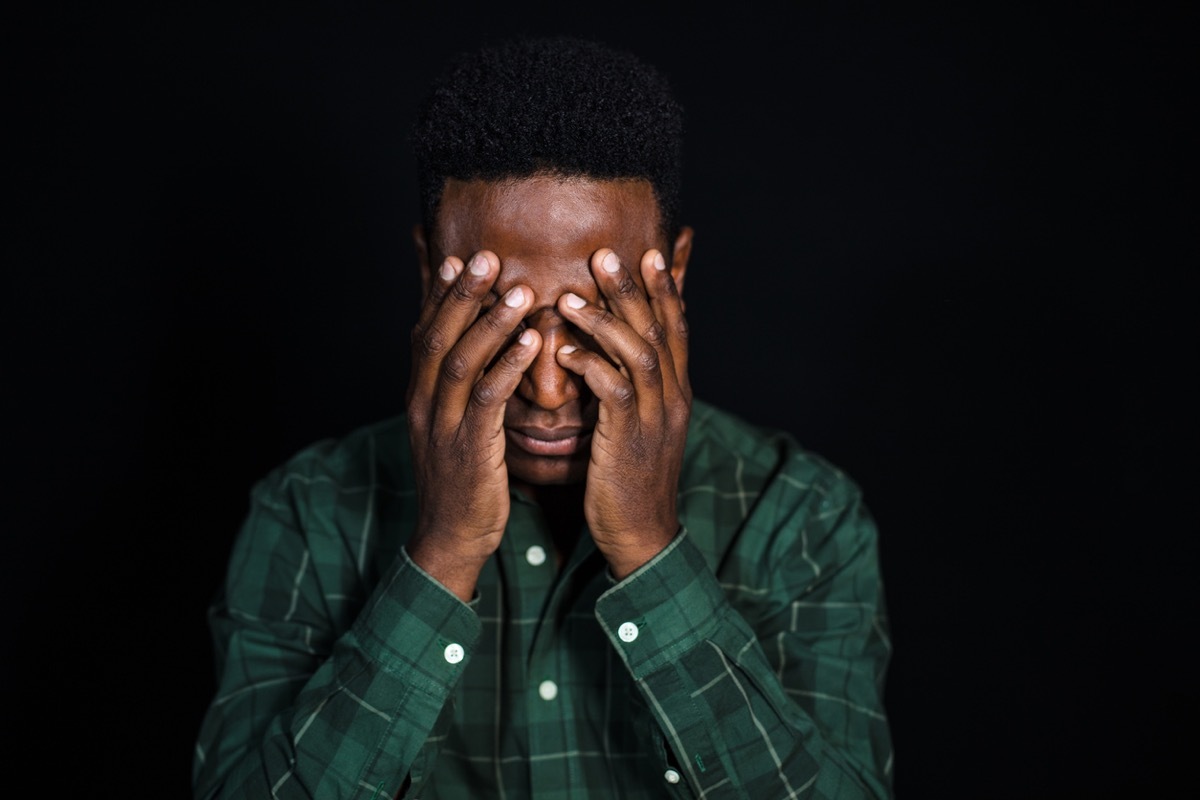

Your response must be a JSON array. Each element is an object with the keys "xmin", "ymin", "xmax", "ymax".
[
  {"xmin": 524, "ymin": 305, "xmax": 567, "ymax": 331},
  {"xmin": 515, "ymin": 340, "xmax": 584, "ymax": 412}
]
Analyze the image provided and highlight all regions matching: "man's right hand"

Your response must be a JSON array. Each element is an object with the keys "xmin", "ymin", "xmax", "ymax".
[{"xmin": 405, "ymin": 251, "xmax": 538, "ymax": 601}]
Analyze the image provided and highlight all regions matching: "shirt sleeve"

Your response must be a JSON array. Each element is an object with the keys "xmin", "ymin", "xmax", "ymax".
[
  {"xmin": 593, "ymin": 466, "xmax": 892, "ymax": 798},
  {"xmin": 192, "ymin": 468, "xmax": 480, "ymax": 800}
]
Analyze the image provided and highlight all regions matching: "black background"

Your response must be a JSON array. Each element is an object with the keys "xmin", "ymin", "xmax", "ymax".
[{"xmin": 7, "ymin": 2, "xmax": 1196, "ymax": 798}]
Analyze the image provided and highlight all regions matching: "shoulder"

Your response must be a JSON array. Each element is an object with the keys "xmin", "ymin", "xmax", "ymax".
[
  {"xmin": 217, "ymin": 417, "xmax": 413, "ymax": 625},
  {"xmin": 250, "ymin": 414, "xmax": 413, "ymax": 511},
  {"xmin": 229, "ymin": 415, "xmax": 414, "ymax": 593},
  {"xmin": 680, "ymin": 399, "xmax": 874, "ymax": 576},
  {"xmin": 684, "ymin": 398, "xmax": 862, "ymax": 503}
]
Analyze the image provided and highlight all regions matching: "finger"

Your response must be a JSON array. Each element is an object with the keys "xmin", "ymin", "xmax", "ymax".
[
  {"xmin": 554, "ymin": 344, "xmax": 637, "ymax": 420},
  {"xmin": 463, "ymin": 327, "xmax": 542, "ymax": 432},
  {"xmin": 415, "ymin": 255, "xmax": 464, "ymax": 335},
  {"xmin": 589, "ymin": 249, "xmax": 666, "ymax": 362},
  {"xmin": 410, "ymin": 251, "xmax": 500, "ymax": 406},
  {"xmin": 640, "ymin": 249, "xmax": 690, "ymax": 399},
  {"xmin": 407, "ymin": 256, "xmax": 465, "ymax": 405},
  {"xmin": 590, "ymin": 248, "xmax": 653, "ymax": 326},
  {"xmin": 591, "ymin": 249, "xmax": 674, "ymax": 386},
  {"xmin": 560, "ymin": 250, "xmax": 664, "ymax": 401},
  {"xmin": 557, "ymin": 285, "xmax": 664, "ymax": 417},
  {"xmin": 434, "ymin": 283, "xmax": 536, "ymax": 425}
]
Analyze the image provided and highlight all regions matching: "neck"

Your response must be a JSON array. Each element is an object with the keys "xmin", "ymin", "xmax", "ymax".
[{"xmin": 512, "ymin": 480, "xmax": 586, "ymax": 566}]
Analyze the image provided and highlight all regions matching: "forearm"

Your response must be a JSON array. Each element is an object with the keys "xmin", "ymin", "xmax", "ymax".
[
  {"xmin": 194, "ymin": 551, "xmax": 481, "ymax": 800},
  {"xmin": 595, "ymin": 530, "xmax": 890, "ymax": 798}
]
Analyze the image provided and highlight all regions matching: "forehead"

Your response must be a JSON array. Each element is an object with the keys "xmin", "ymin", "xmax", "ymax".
[{"xmin": 433, "ymin": 175, "xmax": 663, "ymax": 262}]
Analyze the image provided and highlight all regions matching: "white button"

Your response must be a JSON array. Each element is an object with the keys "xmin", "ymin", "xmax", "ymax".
[
  {"xmin": 618, "ymin": 622, "xmax": 639, "ymax": 642},
  {"xmin": 525, "ymin": 545, "xmax": 547, "ymax": 566},
  {"xmin": 664, "ymin": 769, "xmax": 681, "ymax": 784},
  {"xmin": 444, "ymin": 643, "xmax": 464, "ymax": 664},
  {"xmin": 538, "ymin": 680, "xmax": 558, "ymax": 701}
]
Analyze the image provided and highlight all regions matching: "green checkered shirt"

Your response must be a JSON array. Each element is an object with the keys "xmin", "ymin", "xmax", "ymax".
[{"xmin": 193, "ymin": 398, "xmax": 893, "ymax": 799}]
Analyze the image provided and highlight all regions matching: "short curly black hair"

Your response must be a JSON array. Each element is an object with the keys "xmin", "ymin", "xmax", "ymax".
[{"xmin": 412, "ymin": 35, "xmax": 685, "ymax": 243}]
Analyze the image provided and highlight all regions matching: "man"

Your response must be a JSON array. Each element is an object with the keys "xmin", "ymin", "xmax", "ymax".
[{"xmin": 193, "ymin": 35, "xmax": 893, "ymax": 799}]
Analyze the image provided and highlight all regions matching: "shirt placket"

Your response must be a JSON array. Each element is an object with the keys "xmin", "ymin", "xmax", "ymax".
[
  {"xmin": 525, "ymin": 520, "xmax": 600, "ymax": 796},
  {"xmin": 487, "ymin": 497, "xmax": 561, "ymax": 793}
]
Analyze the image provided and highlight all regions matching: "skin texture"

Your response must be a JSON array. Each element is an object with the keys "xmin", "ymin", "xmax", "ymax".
[{"xmin": 406, "ymin": 175, "xmax": 694, "ymax": 599}]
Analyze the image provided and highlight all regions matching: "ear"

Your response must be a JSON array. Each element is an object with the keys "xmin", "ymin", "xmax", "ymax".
[
  {"xmin": 413, "ymin": 223, "xmax": 432, "ymax": 298},
  {"xmin": 669, "ymin": 226, "xmax": 694, "ymax": 310}
]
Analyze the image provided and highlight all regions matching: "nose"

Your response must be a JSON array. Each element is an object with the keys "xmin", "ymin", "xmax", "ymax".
[{"xmin": 517, "ymin": 307, "xmax": 584, "ymax": 411}]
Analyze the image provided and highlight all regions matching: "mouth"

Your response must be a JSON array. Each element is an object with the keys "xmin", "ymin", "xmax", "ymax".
[{"xmin": 506, "ymin": 425, "xmax": 593, "ymax": 457}]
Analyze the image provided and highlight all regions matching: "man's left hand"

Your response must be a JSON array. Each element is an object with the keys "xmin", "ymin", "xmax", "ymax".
[{"xmin": 556, "ymin": 247, "xmax": 692, "ymax": 579}]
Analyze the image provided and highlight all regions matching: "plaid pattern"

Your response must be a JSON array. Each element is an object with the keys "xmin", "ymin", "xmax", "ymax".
[{"xmin": 193, "ymin": 399, "xmax": 893, "ymax": 798}]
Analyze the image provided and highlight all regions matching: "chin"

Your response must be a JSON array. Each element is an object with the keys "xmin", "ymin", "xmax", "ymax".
[{"xmin": 506, "ymin": 452, "xmax": 589, "ymax": 486}]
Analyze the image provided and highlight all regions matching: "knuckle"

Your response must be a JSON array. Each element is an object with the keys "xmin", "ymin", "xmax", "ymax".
[
  {"xmin": 440, "ymin": 351, "xmax": 471, "ymax": 384},
  {"xmin": 611, "ymin": 381, "xmax": 636, "ymax": 408},
  {"xmin": 498, "ymin": 342, "xmax": 528, "ymax": 370},
  {"xmin": 593, "ymin": 308, "xmax": 618, "ymax": 331},
  {"xmin": 448, "ymin": 279, "xmax": 476, "ymax": 306},
  {"xmin": 470, "ymin": 379, "xmax": 501, "ymax": 407},
  {"xmin": 633, "ymin": 344, "xmax": 660, "ymax": 375},
  {"xmin": 629, "ymin": 437, "xmax": 653, "ymax": 462},
  {"xmin": 406, "ymin": 403, "xmax": 428, "ymax": 429},
  {"xmin": 670, "ymin": 403, "xmax": 690, "ymax": 426},
  {"xmin": 674, "ymin": 315, "xmax": 690, "ymax": 340},
  {"xmin": 417, "ymin": 327, "xmax": 448, "ymax": 359},
  {"xmin": 476, "ymin": 307, "xmax": 511, "ymax": 335},
  {"xmin": 613, "ymin": 273, "xmax": 640, "ymax": 299},
  {"xmin": 425, "ymin": 281, "xmax": 449, "ymax": 306},
  {"xmin": 643, "ymin": 321, "xmax": 668, "ymax": 348}
]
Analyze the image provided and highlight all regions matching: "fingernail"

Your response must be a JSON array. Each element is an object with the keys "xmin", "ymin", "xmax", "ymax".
[
  {"xmin": 469, "ymin": 254, "xmax": 489, "ymax": 276},
  {"xmin": 504, "ymin": 287, "xmax": 525, "ymax": 307},
  {"xmin": 654, "ymin": 252, "xmax": 667, "ymax": 271},
  {"xmin": 565, "ymin": 293, "xmax": 587, "ymax": 309},
  {"xmin": 519, "ymin": 329, "xmax": 535, "ymax": 346},
  {"xmin": 602, "ymin": 252, "xmax": 620, "ymax": 273},
  {"xmin": 559, "ymin": 345, "xmax": 577, "ymax": 355},
  {"xmin": 439, "ymin": 260, "xmax": 457, "ymax": 281}
]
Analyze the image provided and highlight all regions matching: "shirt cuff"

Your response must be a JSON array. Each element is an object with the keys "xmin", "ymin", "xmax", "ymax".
[
  {"xmin": 349, "ymin": 547, "xmax": 482, "ymax": 696},
  {"xmin": 594, "ymin": 527, "xmax": 729, "ymax": 679}
]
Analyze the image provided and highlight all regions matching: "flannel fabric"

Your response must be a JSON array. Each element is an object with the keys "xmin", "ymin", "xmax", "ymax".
[{"xmin": 193, "ymin": 398, "xmax": 893, "ymax": 799}]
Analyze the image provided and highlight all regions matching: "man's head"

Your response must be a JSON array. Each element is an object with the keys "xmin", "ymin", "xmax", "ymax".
[
  {"xmin": 409, "ymin": 37, "xmax": 692, "ymax": 489},
  {"xmin": 411, "ymin": 35, "xmax": 685, "ymax": 245}
]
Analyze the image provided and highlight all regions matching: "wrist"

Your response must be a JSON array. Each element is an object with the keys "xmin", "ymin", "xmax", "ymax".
[
  {"xmin": 599, "ymin": 525, "xmax": 678, "ymax": 581},
  {"xmin": 407, "ymin": 534, "xmax": 492, "ymax": 602}
]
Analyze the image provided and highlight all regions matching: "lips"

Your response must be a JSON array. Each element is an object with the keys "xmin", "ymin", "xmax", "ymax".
[{"xmin": 506, "ymin": 425, "xmax": 593, "ymax": 457}]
